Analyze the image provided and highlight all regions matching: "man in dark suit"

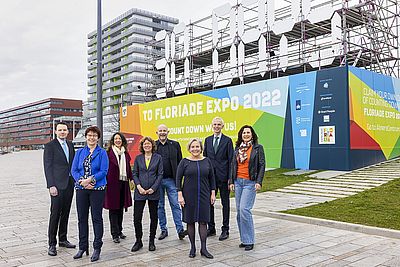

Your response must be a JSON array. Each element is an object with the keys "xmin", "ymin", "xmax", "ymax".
[
  {"xmin": 155, "ymin": 124, "xmax": 187, "ymax": 240},
  {"xmin": 204, "ymin": 117, "xmax": 233, "ymax": 241},
  {"xmin": 43, "ymin": 122, "xmax": 76, "ymax": 256}
]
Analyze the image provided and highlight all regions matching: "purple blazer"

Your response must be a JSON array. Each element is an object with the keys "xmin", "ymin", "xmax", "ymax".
[{"xmin": 103, "ymin": 149, "xmax": 133, "ymax": 210}]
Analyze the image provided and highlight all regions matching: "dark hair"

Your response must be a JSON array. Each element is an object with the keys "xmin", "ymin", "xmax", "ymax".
[
  {"xmin": 139, "ymin": 136, "xmax": 156, "ymax": 154},
  {"xmin": 55, "ymin": 122, "xmax": 68, "ymax": 129},
  {"xmin": 85, "ymin": 126, "xmax": 101, "ymax": 139},
  {"xmin": 235, "ymin": 125, "xmax": 258, "ymax": 147},
  {"xmin": 107, "ymin": 132, "xmax": 127, "ymax": 151}
]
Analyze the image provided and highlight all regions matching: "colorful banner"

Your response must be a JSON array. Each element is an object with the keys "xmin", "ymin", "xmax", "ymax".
[
  {"xmin": 121, "ymin": 77, "xmax": 289, "ymax": 168},
  {"xmin": 121, "ymin": 66, "xmax": 400, "ymax": 170},
  {"xmin": 348, "ymin": 66, "xmax": 400, "ymax": 169}
]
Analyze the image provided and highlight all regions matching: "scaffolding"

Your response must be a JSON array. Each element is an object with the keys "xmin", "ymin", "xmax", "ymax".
[{"xmin": 147, "ymin": 0, "xmax": 399, "ymax": 98}]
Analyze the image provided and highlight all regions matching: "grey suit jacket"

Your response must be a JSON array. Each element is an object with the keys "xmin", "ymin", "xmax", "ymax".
[{"xmin": 132, "ymin": 153, "xmax": 164, "ymax": 200}]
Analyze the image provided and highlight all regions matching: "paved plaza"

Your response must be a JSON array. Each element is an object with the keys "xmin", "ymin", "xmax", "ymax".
[{"xmin": 1, "ymin": 150, "xmax": 400, "ymax": 266}]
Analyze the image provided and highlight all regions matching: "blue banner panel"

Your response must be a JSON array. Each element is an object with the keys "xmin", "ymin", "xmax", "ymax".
[
  {"xmin": 309, "ymin": 66, "xmax": 350, "ymax": 170},
  {"xmin": 281, "ymin": 92, "xmax": 295, "ymax": 168},
  {"xmin": 289, "ymin": 72, "xmax": 317, "ymax": 169}
]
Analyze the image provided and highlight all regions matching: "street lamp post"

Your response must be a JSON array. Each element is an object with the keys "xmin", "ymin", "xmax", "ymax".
[{"xmin": 96, "ymin": 0, "xmax": 103, "ymax": 147}]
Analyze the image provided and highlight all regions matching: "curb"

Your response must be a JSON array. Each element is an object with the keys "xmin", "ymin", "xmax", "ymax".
[
  {"xmin": 256, "ymin": 210, "xmax": 400, "ymax": 240},
  {"xmin": 223, "ymin": 204, "xmax": 400, "ymax": 239}
]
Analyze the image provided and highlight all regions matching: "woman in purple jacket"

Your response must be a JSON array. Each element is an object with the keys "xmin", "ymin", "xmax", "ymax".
[{"xmin": 104, "ymin": 132, "xmax": 133, "ymax": 244}]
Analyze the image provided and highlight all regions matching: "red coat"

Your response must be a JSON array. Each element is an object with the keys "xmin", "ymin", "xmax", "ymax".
[{"xmin": 103, "ymin": 149, "xmax": 133, "ymax": 210}]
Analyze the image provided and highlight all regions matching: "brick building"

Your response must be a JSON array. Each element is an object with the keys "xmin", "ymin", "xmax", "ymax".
[{"xmin": 0, "ymin": 98, "xmax": 82, "ymax": 150}]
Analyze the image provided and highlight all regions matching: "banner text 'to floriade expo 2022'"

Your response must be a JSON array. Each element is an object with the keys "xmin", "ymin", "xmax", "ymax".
[{"xmin": 120, "ymin": 66, "xmax": 400, "ymax": 171}]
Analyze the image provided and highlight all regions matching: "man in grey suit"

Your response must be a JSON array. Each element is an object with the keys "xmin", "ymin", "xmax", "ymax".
[
  {"xmin": 203, "ymin": 117, "xmax": 233, "ymax": 241},
  {"xmin": 43, "ymin": 122, "xmax": 76, "ymax": 256}
]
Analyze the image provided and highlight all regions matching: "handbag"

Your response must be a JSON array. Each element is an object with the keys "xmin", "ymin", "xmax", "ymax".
[{"xmin": 129, "ymin": 180, "xmax": 135, "ymax": 191}]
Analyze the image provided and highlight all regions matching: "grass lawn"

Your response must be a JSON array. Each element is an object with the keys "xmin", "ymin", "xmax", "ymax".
[
  {"xmin": 261, "ymin": 168, "xmax": 317, "ymax": 192},
  {"xmin": 225, "ymin": 168, "xmax": 316, "ymax": 198},
  {"xmin": 282, "ymin": 178, "xmax": 400, "ymax": 230}
]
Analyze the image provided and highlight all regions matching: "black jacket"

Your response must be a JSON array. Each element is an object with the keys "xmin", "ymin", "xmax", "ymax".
[
  {"xmin": 43, "ymin": 138, "xmax": 75, "ymax": 190},
  {"xmin": 155, "ymin": 139, "xmax": 182, "ymax": 180},
  {"xmin": 203, "ymin": 133, "xmax": 233, "ymax": 183},
  {"xmin": 229, "ymin": 143, "xmax": 265, "ymax": 186}
]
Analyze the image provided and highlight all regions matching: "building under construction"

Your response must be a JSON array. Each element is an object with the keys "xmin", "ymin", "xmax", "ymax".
[{"xmin": 146, "ymin": 0, "xmax": 399, "ymax": 98}]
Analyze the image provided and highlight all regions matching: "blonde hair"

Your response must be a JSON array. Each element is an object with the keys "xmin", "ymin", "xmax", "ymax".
[{"xmin": 187, "ymin": 138, "xmax": 204, "ymax": 153}]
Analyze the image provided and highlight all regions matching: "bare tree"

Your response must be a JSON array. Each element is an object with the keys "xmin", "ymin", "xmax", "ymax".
[{"xmin": 0, "ymin": 132, "xmax": 13, "ymax": 152}]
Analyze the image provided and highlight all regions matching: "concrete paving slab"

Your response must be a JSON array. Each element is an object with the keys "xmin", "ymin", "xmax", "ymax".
[
  {"xmin": 2, "ymin": 151, "xmax": 400, "ymax": 266},
  {"xmin": 283, "ymin": 170, "xmax": 317, "ymax": 176},
  {"xmin": 308, "ymin": 171, "xmax": 350, "ymax": 179}
]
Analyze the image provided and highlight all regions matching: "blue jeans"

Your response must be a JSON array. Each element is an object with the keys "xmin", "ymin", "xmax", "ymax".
[
  {"xmin": 235, "ymin": 178, "xmax": 256, "ymax": 245},
  {"xmin": 158, "ymin": 178, "xmax": 184, "ymax": 233}
]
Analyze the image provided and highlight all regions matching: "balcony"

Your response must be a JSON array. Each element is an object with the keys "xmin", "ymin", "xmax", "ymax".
[
  {"xmin": 102, "ymin": 47, "xmax": 148, "ymax": 65},
  {"xmin": 88, "ymin": 17, "xmax": 173, "ymax": 47},
  {"xmin": 87, "ymin": 75, "xmax": 147, "ymax": 93},
  {"xmin": 88, "ymin": 35, "xmax": 149, "ymax": 56},
  {"xmin": 103, "ymin": 56, "xmax": 147, "ymax": 72}
]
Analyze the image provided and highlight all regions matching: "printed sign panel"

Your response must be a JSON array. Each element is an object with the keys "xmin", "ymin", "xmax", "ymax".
[
  {"xmin": 121, "ymin": 77, "xmax": 289, "ymax": 168},
  {"xmin": 348, "ymin": 66, "xmax": 400, "ymax": 168},
  {"xmin": 120, "ymin": 66, "xmax": 399, "ymax": 170}
]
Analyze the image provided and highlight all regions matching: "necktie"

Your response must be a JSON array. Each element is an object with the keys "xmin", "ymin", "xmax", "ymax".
[
  {"xmin": 62, "ymin": 142, "xmax": 69, "ymax": 162},
  {"xmin": 213, "ymin": 136, "xmax": 219, "ymax": 153}
]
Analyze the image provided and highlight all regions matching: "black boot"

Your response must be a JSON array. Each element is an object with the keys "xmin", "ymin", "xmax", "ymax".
[
  {"xmin": 131, "ymin": 239, "xmax": 143, "ymax": 252},
  {"xmin": 91, "ymin": 249, "xmax": 101, "ymax": 262},
  {"xmin": 200, "ymin": 249, "xmax": 214, "ymax": 259},
  {"xmin": 73, "ymin": 249, "xmax": 89, "ymax": 259},
  {"xmin": 149, "ymin": 237, "xmax": 156, "ymax": 251}
]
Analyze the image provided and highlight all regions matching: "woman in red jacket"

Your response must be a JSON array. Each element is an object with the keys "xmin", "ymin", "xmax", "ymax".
[{"xmin": 104, "ymin": 132, "xmax": 133, "ymax": 243}]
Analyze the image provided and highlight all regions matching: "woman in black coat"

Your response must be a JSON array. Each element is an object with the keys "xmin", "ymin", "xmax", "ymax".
[
  {"xmin": 229, "ymin": 125, "xmax": 265, "ymax": 251},
  {"xmin": 131, "ymin": 137, "xmax": 163, "ymax": 252},
  {"xmin": 176, "ymin": 138, "xmax": 216, "ymax": 259}
]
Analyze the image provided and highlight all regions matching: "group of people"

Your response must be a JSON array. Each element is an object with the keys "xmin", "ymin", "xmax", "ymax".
[{"xmin": 43, "ymin": 117, "xmax": 265, "ymax": 262}]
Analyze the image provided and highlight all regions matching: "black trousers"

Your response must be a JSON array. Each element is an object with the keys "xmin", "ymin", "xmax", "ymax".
[
  {"xmin": 48, "ymin": 178, "xmax": 74, "ymax": 246},
  {"xmin": 209, "ymin": 180, "xmax": 230, "ymax": 232},
  {"xmin": 109, "ymin": 182, "xmax": 125, "ymax": 238},
  {"xmin": 76, "ymin": 189, "xmax": 105, "ymax": 250},
  {"xmin": 133, "ymin": 200, "xmax": 158, "ymax": 240}
]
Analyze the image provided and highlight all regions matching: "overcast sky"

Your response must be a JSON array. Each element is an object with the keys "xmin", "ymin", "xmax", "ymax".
[{"xmin": 0, "ymin": 0, "xmax": 238, "ymax": 111}]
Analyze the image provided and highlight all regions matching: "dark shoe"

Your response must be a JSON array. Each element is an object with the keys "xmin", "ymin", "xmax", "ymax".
[
  {"xmin": 206, "ymin": 228, "xmax": 216, "ymax": 237},
  {"xmin": 200, "ymin": 249, "xmax": 214, "ymax": 259},
  {"xmin": 219, "ymin": 231, "xmax": 229, "ymax": 241},
  {"xmin": 48, "ymin": 245, "xmax": 57, "ymax": 256},
  {"xmin": 91, "ymin": 249, "xmax": 101, "ymax": 262},
  {"xmin": 131, "ymin": 240, "xmax": 143, "ymax": 252},
  {"xmin": 113, "ymin": 237, "xmax": 120, "ymax": 243},
  {"xmin": 244, "ymin": 244, "xmax": 254, "ymax": 251},
  {"xmin": 73, "ymin": 249, "xmax": 89, "ymax": 259},
  {"xmin": 189, "ymin": 248, "xmax": 196, "ymax": 258},
  {"xmin": 178, "ymin": 229, "xmax": 188, "ymax": 240},
  {"xmin": 158, "ymin": 231, "xmax": 168, "ymax": 240},
  {"xmin": 119, "ymin": 233, "xmax": 127, "ymax": 239},
  {"xmin": 149, "ymin": 239, "xmax": 156, "ymax": 251},
  {"xmin": 59, "ymin": 240, "xmax": 76, "ymax": 249},
  {"xmin": 239, "ymin": 243, "xmax": 245, "ymax": 248}
]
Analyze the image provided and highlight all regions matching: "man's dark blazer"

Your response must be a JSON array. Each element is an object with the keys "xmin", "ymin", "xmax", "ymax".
[
  {"xmin": 44, "ymin": 138, "xmax": 75, "ymax": 190},
  {"xmin": 204, "ymin": 133, "xmax": 233, "ymax": 183},
  {"xmin": 155, "ymin": 139, "xmax": 182, "ymax": 180}
]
